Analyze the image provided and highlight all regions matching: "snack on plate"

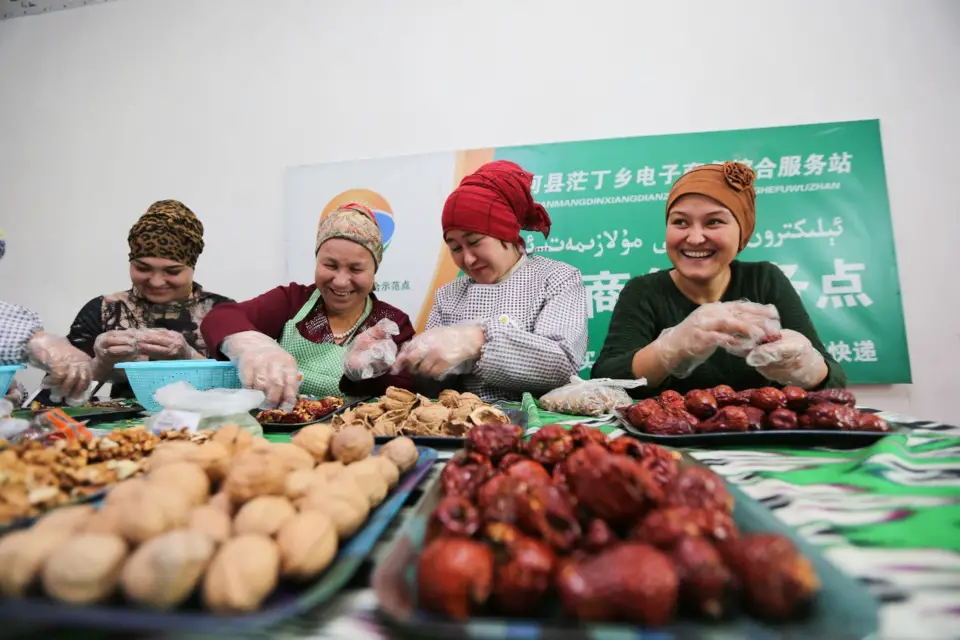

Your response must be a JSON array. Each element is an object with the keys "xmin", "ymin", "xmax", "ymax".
[
  {"xmin": 331, "ymin": 387, "xmax": 506, "ymax": 437},
  {"xmin": 623, "ymin": 387, "xmax": 890, "ymax": 435},
  {"xmin": 256, "ymin": 397, "xmax": 344, "ymax": 425},
  {"xmin": 418, "ymin": 422, "xmax": 820, "ymax": 626},
  {"xmin": 0, "ymin": 426, "xmax": 421, "ymax": 615}
]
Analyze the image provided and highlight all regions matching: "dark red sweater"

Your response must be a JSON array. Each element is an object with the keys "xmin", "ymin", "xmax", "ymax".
[{"xmin": 200, "ymin": 283, "xmax": 415, "ymax": 397}]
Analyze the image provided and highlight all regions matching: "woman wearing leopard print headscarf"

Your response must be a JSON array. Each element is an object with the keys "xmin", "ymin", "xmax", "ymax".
[{"xmin": 63, "ymin": 200, "xmax": 233, "ymax": 399}]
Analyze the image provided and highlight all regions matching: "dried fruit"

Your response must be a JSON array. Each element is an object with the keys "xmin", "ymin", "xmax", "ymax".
[
  {"xmin": 284, "ymin": 469, "xmax": 317, "ymax": 503},
  {"xmin": 210, "ymin": 425, "xmax": 255, "ymax": 457},
  {"xmin": 268, "ymin": 442, "xmax": 316, "ymax": 472},
  {"xmin": 31, "ymin": 504, "xmax": 95, "ymax": 536},
  {"xmin": 0, "ymin": 528, "xmax": 71, "ymax": 596},
  {"xmin": 121, "ymin": 529, "xmax": 215, "ymax": 610},
  {"xmin": 372, "ymin": 456, "xmax": 400, "ymax": 488},
  {"xmin": 188, "ymin": 505, "xmax": 232, "ymax": 544},
  {"xmin": 342, "ymin": 458, "xmax": 389, "ymax": 507},
  {"xmin": 292, "ymin": 423, "xmax": 336, "ymax": 462},
  {"xmin": 116, "ymin": 485, "xmax": 192, "ymax": 544},
  {"xmin": 41, "ymin": 534, "xmax": 128, "ymax": 605},
  {"xmin": 222, "ymin": 449, "xmax": 287, "ymax": 505},
  {"xmin": 314, "ymin": 461, "xmax": 346, "ymax": 483},
  {"xmin": 330, "ymin": 426, "xmax": 375, "ymax": 464},
  {"xmin": 233, "ymin": 496, "xmax": 297, "ymax": 537},
  {"xmin": 377, "ymin": 436, "xmax": 419, "ymax": 472},
  {"xmin": 146, "ymin": 462, "xmax": 211, "ymax": 507},
  {"xmin": 276, "ymin": 511, "xmax": 338, "ymax": 580},
  {"xmin": 203, "ymin": 535, "xmax": 280, "ymax": 613},
  {"xmin": 300, "ymin": 478, "xmax": 369, "ymax": 538}
]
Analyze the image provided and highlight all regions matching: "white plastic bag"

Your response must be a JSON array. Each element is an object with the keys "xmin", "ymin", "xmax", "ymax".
[
  {"xmin": 538, "ymin": 376, "xmax": 648, "ymax": 417},
  {"xmin": 145, "ymin": 381, "xmax": 265, "ymax": 436}
]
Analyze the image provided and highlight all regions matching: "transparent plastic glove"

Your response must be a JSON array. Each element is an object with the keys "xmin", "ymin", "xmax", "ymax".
[
  {"xmin": 391, "ymin": 323, "xmax": 485, "ymax": 380},
  {"xmin": 136, "ymin": 328, "xmax": 201, "ymax": 360},
  {"xmin": 4, "ymin": 381, "xmax": 25, "ymax": 407},
  {"xmin": 343, "ymin": 319, "xmax": 400, "ymax": 381},
  {"xmin": 24, "ymin": 332, "xmax": 94, "ymax": 405},
  {"xmin": 745, "ymin": 328, "xmax": 827, "ymax": 388},
  {"xmin": 93, "ymin": 330, "xmax": 140, "ymax": 365},
  {"xmin": 221, "ymin": 331, "xmax": 300, "ymax": 411},
  {"xmin": 654, "ymin": 301, "xmax": 781, "ymax": 379}
]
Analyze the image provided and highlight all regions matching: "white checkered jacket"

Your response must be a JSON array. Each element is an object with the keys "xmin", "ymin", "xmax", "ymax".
[
  {"xmin": 425, "ymin": 256, "xmax": 588, "ymax": 402},
  {"xmin": 0, "ymin": 301, "xmax": 42, "ymax": 365}
]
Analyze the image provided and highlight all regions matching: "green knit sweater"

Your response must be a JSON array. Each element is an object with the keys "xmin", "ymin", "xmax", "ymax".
[{"xmin": 591, "ymin": 261, "xmax": 846, "ymax": 399}]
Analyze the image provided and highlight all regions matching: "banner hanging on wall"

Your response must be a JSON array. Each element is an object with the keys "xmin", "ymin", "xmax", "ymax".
[{"xmin": 285, "ymin": 119, "xmax": 910, "ymax": 385}]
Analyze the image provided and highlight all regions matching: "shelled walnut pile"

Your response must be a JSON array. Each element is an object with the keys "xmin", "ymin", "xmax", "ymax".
[
  {"xmin": 332, "ymin": 387, "xmax": 508, "ymax": 437},
  {"xmin": 0, "ymin": 427, "xmax": 161, "ymax": 524}
]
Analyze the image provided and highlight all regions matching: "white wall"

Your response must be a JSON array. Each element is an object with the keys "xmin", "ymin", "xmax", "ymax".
[{"xmin": 1, "ymin": 0, "xmax": 958, "ymax": 422}]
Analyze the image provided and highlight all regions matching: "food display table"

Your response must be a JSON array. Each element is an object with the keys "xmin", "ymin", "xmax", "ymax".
[{"xmin": 4, "ymin": 404, "xmax": 958, "ymax": 640}]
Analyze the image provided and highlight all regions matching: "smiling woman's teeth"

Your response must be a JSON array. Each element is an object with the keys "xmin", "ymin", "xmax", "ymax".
[
  {"xmin": 330, "ymin": 289, "xmax": 351, "ymax": 297},
  {"xmin": 682, "ymin": 250, "xmax": 714, "ymax": 259}
]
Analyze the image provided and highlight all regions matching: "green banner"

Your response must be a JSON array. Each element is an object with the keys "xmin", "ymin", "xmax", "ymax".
[{"xmin": 494, "ymin": 119, "xmax": 910, "ymax": 384}]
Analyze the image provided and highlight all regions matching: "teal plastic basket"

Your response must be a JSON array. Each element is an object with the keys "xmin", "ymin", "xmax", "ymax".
[
  {"xmin": 0, "ymin": 364, "xmax": 25, "ymax": 397},
  {"xmin": 116, "ymin": 360, "xmax": 241, "ymax": 412}
]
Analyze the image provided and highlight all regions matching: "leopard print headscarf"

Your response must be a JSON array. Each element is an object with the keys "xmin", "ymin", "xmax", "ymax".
[{"xmin": 128, "ymin": 200, "xmax": 205, "ymax": 268}]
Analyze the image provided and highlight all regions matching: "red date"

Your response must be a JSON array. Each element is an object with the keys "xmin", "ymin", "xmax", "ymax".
[
  {"xmin": 804, "ymin": 403, "xmax": 860, "ymax": 430},
  {"xmin": 697, "ymin": 406, "xmax": 750, "ymax": 434},
  {"xmin": 644, "ymin": 412, "xmax": 695, "ymax": 436},
  {"xmin": 764, "ymin": 408, "xmax": 799, "ymax": 431},
  {"xmin": 806, "ymin": 389, "xmax": 856, "ymax": 407},
  {"xmin": 659, "ymin": 390, "xmax": 686, "ymax": 410},
  {"xmin": 853, "ymin": 413, "xmax": 892, "ymax": 433},
  {"xmin": 684, "ymin": 389, "xmax": 719, "ymax": 420},
  {"xmin": 782, "ymin": 386, "xmax": 809, "ymax": 412},
  {"xmin": 743, "ymin": 406, "xmax": 766, "ymax": 431},
  {"xmin": 750, "ymin": 387, "xmax": 787, "ymax": 412},
  {"xmin": 626, "ymin": 398, "xmax": 664, "ymax": 429},
  {"xmin": 711, "ymin": 385, "xmax": 743, "ymax": 407}
]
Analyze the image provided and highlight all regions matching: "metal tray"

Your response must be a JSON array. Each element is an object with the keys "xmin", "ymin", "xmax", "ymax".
[
  {"xmin": 0, "ymin": 446, "xmax": 439, "ymax": 633},
  {"xmin": 257, "ymin": 396, "xmax": 369, "ymax": 432},
  {"xmin": 372, "ymin": 452, "xmax": 879, "ymax": 639},
  {"xmin": 615, "ymin": 407, "xmax": 895, "ymax": 449}
]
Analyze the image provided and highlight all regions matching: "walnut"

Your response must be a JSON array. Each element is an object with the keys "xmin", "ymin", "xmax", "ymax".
[
  {"xmin": 188, "ymin": 504, "xmax": 232, "ymax": 545},
  {"xmin": 377, "ymin": 436, "xmax": 419, "ymax": 473},
  {"xmin": 210, "ymin": 425, "xmax": 255, "ymax": 457},
  {"xmin": 0, "ymin": 528, "xmax": 71, "ymax": 596},
  {"xmin": 115, "ymin": 484, "xmax": 192, "ymax": 544},
  {"xmin": 146, "ymin": 441, "xmax": 198, "ymax": 471},
  {"xmin": 233, "ymin": 496, "xmax": 297, "ymax": 537},
  {"xmin": 268, "ymin": 443, "xmax": 316, "ymax": 472},
  {"xmin": 207, "ymin": 491, "xmax": 236, "ymax": 517},
  {"xmin": 223, "ymin": 449, "xmax": 287, "ymax": 505},
  {"xmin": 292, "ymin": 424, "xmax": 336, "ymax": 462},
  {"xmin": 300, "ymin": 478, "xmax": 370, "ymax": 538},
  {"xmin": 276, "ymin": 511, "xmax": 338, "ymax": 580},
  {"xmin": 354, "ymin": 403, "xmax": 386, "ymax": 421},
  {"xmin": 31, "ymin": 504, "xmax": 95, "ymax": 536},
  {"xmin": 373, "ymin": 456, "xmax": 400, "ymax": 489},
  {"xmin": 284, "ymin": 469, "xmax": 317, "ymax": 503},
  {"xmin": 41, "ymin": 534, "xmax": 128, "ymax": 605},
  {"xmin": 121, "ymin": 530, "xmax": 215, "ymax": 610},
  {"xmin": 330, "ymin": 426, "xmax": 375, "ymax": 464},
  {"xmin": 342, "ymin": 458, "xmax": 389, "ymax": 507},
  {"xmin": 314, "ymin": 461, "xmax": 346, "ymax": 483},
  {"xmin": 146, "ymin": 462, "xmax": 211, "ymax": 507},
  {"xmin": 185, "ymin": 442, "xmax": 231, "ymax": 484},
  {"xmin": 203, "ymin": 535, "xmax": 280, "ymax": 613}
]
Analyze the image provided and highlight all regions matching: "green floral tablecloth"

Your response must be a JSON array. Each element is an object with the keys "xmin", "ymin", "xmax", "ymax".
[{"xmin": 29, "ymin": 401, "xmax": 960, "ymax": 639}]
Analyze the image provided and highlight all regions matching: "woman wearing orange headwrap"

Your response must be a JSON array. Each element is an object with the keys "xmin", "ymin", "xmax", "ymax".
[
  {"xmin": 386, "ymin": 160, "xmax": 588, "ymax": 401},
  {"xmin": 592, "ymin": 161, "xmax": 846, "ymax": 397}
]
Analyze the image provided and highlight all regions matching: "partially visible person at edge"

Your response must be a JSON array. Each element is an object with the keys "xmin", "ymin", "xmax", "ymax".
[
  {"xmin": 63, "ymin": 200, "xmax": 233, "ymax": 399},
  {"xmin": 0, "ymin": 226, "xmax": 94, "ymax": 406},
  {"xmin": 201, "ymin": 203, "xmax": 415, "ymax": 409},
  {"xmin": 591, "ymin": 161, "xmax": 846, "ymax": 398},
  {"xmin": 348, "ymin": 160, "xmax": 588, "ymax": 403}
]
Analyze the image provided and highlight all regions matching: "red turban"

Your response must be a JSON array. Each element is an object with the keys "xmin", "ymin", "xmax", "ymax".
[{"xmin": 441, "ymin": 160, "xmax": 552, "ymax": 243}]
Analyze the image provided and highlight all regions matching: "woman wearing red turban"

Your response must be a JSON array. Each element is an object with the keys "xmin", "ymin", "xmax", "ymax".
[{"xmin": 377, "ymin": 160, "xmax": 588, "ymax": 401}]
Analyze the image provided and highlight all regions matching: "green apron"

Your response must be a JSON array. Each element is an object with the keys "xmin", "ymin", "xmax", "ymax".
[{"xmin": 278, "ymin": 290, "xmax": 371, "ymax": 398}]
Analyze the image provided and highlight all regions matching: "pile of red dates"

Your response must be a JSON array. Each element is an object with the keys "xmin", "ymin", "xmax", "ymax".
[
  {"xmin": 625, "ymin": 387, "xmax": 891, "ymax": 436},
  {"xmin": 417, "ymin": 422, "xmax": 821, "ymax": 626}
]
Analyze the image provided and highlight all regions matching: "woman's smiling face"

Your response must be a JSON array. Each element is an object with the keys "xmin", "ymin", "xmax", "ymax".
[{"xmin": 665, "ymin": 193, "xmax": 741, "ymax": 284}]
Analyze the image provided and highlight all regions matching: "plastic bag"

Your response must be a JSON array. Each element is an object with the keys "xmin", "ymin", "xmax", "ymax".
[
  {"xmin": 145, "ymin": 381, "xmax": 265, "ymax": 437},
  {"xmin": 538, "ymin": 376, "xmax": 648, "ymax": 417}
]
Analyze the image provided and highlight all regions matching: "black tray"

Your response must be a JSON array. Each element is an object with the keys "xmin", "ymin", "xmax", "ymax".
[
  {"xmin": 0, "ymin": 447, "xmax": 439, "ymax": 633},
  {"xmin": 365, "ymin": 408, "xmax": 528, "ymax": 449},
  {"xmin": 372, "ymin": 451, "xmax": 879, "ymax": 639},
  {"xmin": 615, "ymin": 407, "xmax": 895, "ymax": 449},
  {"xmin": 13, "ymin": 406, "xmax": 145, "ymax": 426},
  {"xmin": 257, "ymin": 396, "xmax": 372, "ymax": 432}
]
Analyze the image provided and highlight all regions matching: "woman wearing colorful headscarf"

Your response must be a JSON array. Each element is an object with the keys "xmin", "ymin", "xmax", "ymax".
[
  {"xmin": 356, "ymin": 160, "xmax": 587, "ymax": 402},
  {"xmin": 591, "ymin": 161, "xmax": 846, "ymax": 397},
  {"xmin": 201, "ymin": 203, "xmax": 415, "ymax": 409},
  {"xmin": 0, "ymin": 227, "xmax": 94, "ymax": 405},
  {"xmin": 65, "ymin": 200, "xmax": 233, "ymax": 398}
]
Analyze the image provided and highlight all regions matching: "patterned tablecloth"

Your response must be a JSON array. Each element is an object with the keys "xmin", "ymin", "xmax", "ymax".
[{"xmin": 7, "ymin": 400, "xmax": 960, "ymax": 640}]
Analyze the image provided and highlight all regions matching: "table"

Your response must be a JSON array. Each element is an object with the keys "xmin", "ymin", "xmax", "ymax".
[{"xmin": 7, "ymin": 404, "xmax": 960, "ymax": 640}]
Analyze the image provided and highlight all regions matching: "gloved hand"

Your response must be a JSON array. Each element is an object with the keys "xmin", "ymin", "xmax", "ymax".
[
  {"xmin": 24, "ymin": 332, "xmax": 94, "ymax": 406},
  {"xmin": 343, "ymin": 319, "xmax": 399, "ymax": 381},
  {"xmin": 745, "ymin": 328, "xmax": 828, "ymax": 389},
  {"xmin": 221, "ymin": 331, "xmax": 300, "ymax": 411},
  {"xmin": 654, "ymin": 301, "xmax": 782, "ymax": 378},
  {"xmin": 4, "ymin": 381, "xmax": 25, "ymax": 407},
  {"xmin": 93, "ymin": 330, "xmax": 140, "ymax": 365},
  {"xmin": 136, "ymin": 329, "xmax": 201, "ymax": 360},
  {"xmin": 392, "ymin": 323, "xmax": 485, "ymax": 380}
]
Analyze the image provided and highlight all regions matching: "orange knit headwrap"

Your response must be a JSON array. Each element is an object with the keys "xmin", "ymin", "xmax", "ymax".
[{"xmin": 666, "ymin": 162, "xmax": 757, "ymax": 251}]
